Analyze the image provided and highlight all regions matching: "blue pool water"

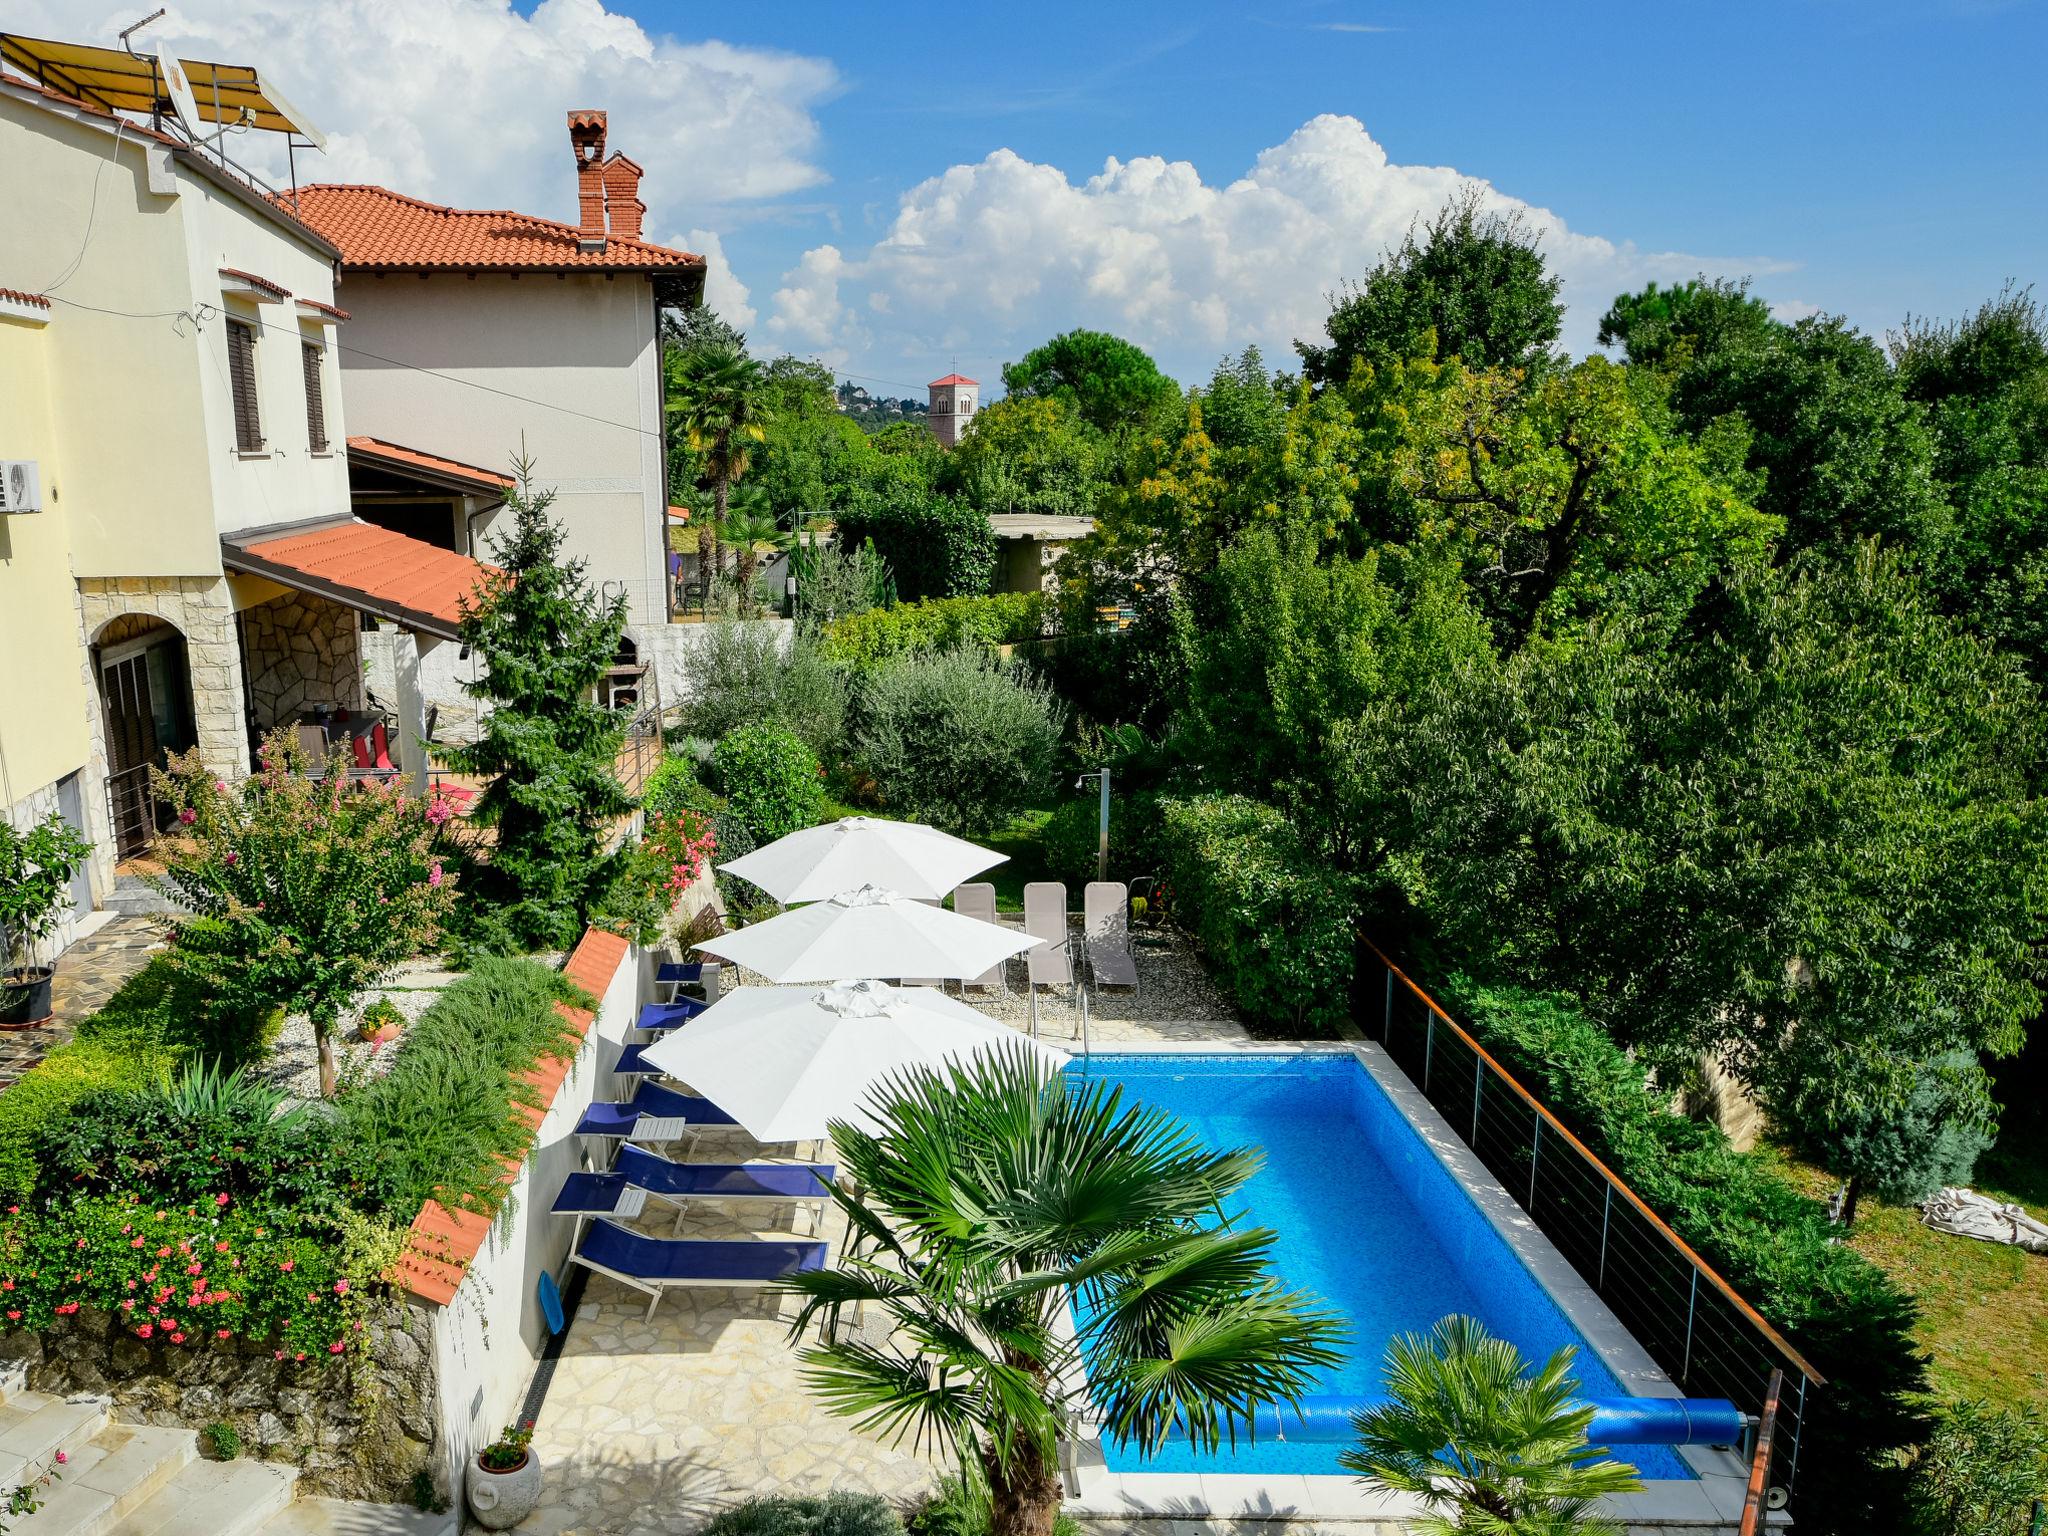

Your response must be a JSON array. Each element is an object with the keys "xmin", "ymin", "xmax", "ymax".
[{"xmin": 1070, "ymin": 1052, "xmax": 1690, "ymax": 1480}]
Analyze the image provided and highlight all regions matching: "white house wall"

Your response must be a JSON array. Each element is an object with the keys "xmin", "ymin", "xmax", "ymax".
[{"xmin": 333, "ymin": 273, "xmax": 668, "ymax": 621}]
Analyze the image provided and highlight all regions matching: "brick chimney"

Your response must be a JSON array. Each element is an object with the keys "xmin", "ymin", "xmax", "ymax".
[
  {"xmin": 601, "ymin": 153, "xmax": 646, "ymax": 241},
  {"xmin": 567, "ymin": 109, "xmax": 608, "ymax": 250}
]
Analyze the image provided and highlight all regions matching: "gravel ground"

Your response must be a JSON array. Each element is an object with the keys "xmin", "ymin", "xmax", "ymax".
[
  {"xmin": 259, "ymin": 954, "xmax": 474, "ymax": 1102},
  {"xmin": 722, "ymin": 916, "xmax": 1250, "ymax": 1046}
]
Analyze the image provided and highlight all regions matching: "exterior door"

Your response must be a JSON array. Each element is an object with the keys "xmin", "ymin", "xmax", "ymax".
[
  {"xmin": 100, "ymin": 649, "xmax": 160, "ymax": 859},
  {"xmin": 54, "ymin": 772, "xmax": 94, "ymax": 917}
]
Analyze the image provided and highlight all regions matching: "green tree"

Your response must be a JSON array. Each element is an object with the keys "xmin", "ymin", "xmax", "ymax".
[
  {"xmin": 835, "ymin": 491, "xmax": 995, "ymax": 601},
  {"xmin": 1596, "ymin": 276, "xmax": 1778, "ymax": 373},
  {"xmin": 1340, "ymin": 1316, "xmax": 1642, "ymax": 1535},
  {"xmin": 1802, "ymin": 1049, "xmax": 1996, "ymax": 1227},
  {"xmin": 785, "ymin": 1047, "xmax": 1344, "ymax": 1536},
  {"xmin": 949, "ymin": 395, "xmax": 1103, "ymax": 519},
  {"xmin": 1298, "ymin": 190, "xmax": 1563, "ymax": 386},
  {"xmin": 1002, "ymin": 329, "xmax": 1183, "ymax": 440},
  {"xmin": 668, "ymin": 341, "xmax": 770, "ymax": 570},
  {"xmin": 715, "ymin": 485, "xmax": 793, "ymax": 616},
  {"xmin": 1667, "ymin": 314, "xmax": 1952, "ymax": 560},
  {"xmin": 149, "ymin": 729, "xmax": 456, "ymax": 1095},
  {"xmin": 450, "ymin": 477, "xmax": 634, "ymax": 949}
]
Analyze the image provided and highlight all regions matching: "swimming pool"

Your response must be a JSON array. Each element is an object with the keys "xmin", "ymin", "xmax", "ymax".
[{"xmin": 1069, "ymin": 1050, "xmax": 1692, "ymax": 1481}]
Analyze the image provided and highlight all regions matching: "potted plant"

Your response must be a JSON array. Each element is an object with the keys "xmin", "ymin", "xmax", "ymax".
[
  {"xmin": 355, "ymin": 996, "xmax": 404, "ymax": 1045},
  {"xmin": 0, "ymin": 814, "xmax": 92, "ymax": 1029},
  {"xmin": 465, "ymin": 1420, "xmax": 540, "ymax": 1530}
]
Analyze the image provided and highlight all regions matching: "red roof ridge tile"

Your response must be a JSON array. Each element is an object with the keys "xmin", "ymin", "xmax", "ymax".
[
  {"xmin": 0, "ymin": 287, "xmax": 51, "ymax": 308},
  {"xmin": 393, "ymin": 925, "xmax": 630, "ymax": 1304},
  {"xmin": 219, "ymin": 266, "xmax": 289, "ymax": 298},
  {"xmin": 287, "ymin": 182, "xmax": 702, "ymax": 270}
]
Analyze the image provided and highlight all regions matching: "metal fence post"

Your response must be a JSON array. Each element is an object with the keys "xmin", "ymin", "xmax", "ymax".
[
  {"xmin": 1472, "ymin": 1058, "xmax": 1484, "ymax": 1143},
  {"xmin": 1597, "ymin": 1184, "xmax": 1612, "ymax": 1289},
  {"xmin": 1382, "ymin": 968, "xmax": 1393, "ymax": 1041},
  {"xmin": 1528, "ymin": 1118, "xmax": 1542, "ymax": 1213},
  {"xmin": 1422, "ymin": 1016, "xmax": 1435, "ymax": 1092},
  {"xmin": 1788, "ymin": 1374, "xmax": 1808, "ymax": 1489},
  {"xmin": 1681, "ymin": 1268, "xmax": 1700, "ymax": 1384}
]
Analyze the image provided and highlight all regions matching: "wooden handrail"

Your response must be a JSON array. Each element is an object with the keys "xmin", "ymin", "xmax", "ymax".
[
  {"xmin": 1360, "ymin": 934, "xmax": 1825, "ymax": 1387},
  {"xmin": 1741, "ymin": 1368, "xmax": 1785, "ymax": 1535}
]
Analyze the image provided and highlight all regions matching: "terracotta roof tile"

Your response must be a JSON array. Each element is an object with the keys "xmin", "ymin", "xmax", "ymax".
[
  {"xmin": 929, "ymin": 373, "xmax": 978, "ymax": 387},
  {"xmin": 0, "ymin": 288, "xmax": 51, "ymax": 308},
  {"xmin": 298, "ymin": 296, "xmax": 350, "ymax": 321},
  {"xmin": 222, "ymin": 519, "xmax": 493, "ymax": 640},
  {"xmin": 219, "ymin": 266, "xmax": 288, "ymax": 298},
  {"xmin": 393, "ymin": 925, "xmax": 630, "ymax": 1304},
  {"xmin": 346, "ymin": 435, "xmax": 514, "ymax": 492},
  {"xmin": 287, "ymin": 183, "xmax": 704, "ymax": 274}
]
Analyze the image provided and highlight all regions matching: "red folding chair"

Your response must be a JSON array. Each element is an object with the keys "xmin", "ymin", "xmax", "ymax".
[
  {"xmin": 371, "ymin": 723, "xmax": 395, "ymax": 772},
  {"xmin": 352, "ymin": 735, "xmax": 374, "ymax": 772}
]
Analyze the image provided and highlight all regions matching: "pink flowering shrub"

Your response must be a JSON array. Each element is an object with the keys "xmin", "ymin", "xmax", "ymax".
[
  {"xmin": 0, "ymin": 1195, "xmax": 368, "ymax": 1358},
  {"xmin": 149, "ymin": 729, "xmax": 459, "ymax": 1095},
  {"xmin": 591, "ymin": 809, "xmax": 716, "ymax": 943}
]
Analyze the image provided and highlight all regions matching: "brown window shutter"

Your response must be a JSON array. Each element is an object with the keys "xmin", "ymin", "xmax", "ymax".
[
  {"xmin": 227, "ymin": 320, "xmax": 262, "ymax": 452},
  {"xmin": 301, "ymin": 342, "xmax": 328, "ymax": 452}
]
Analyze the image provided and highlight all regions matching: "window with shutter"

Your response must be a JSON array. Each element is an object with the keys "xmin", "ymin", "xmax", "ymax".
[
  {"xmin": 301, "ymin": 342, "xmax": 328, "ymax": 452},
  {"xmin": 226, "ymin": 320, "xmax": 262, "ymax": 452}
]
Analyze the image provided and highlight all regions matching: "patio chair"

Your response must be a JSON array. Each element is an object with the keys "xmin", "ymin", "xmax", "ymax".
[
  {"xmin": 897, "ymin": 897, "xmax": 949, "ymax": 992},
  {"xmin": 951, "ymin": 883, "xmax": 1007, "ymax": 993},
  {"xmin": 655, "ymin": 959, "xmax": 721, "ymax": 1004},
  {"xmin": 613, "ymin": 1042, "xmax": 663, "ymax": 1080},
  {"xmin": 629, "ymin": 998, "xmax": 710, "ymax": 1037},
  {"xmin": 569, "ymin": 1218, "xmax": 828, "ymax": 1320},
  {"xmin": 295, "ymin": 722, "xmax": 328, "ymax": 763},
  {"xmin": 370, "ymin": 722, "xmax": 395, "ymax": 772},
  {"xmin": 552, "ymin": 1147, "xmax": 836, "ymax": 1240},
  {"xmin": 574, "ymin": 1080, "xmax": 739, "ymax": 1160},
  {"xmin": 1083, "ymin": 881, "xmax": 1139, "ymax": 993},
  {"xmin": 1023, "ymin": 882, "xmax": 1073, "ymax": 1038}
]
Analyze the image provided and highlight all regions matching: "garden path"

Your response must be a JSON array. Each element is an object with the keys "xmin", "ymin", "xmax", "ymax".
[{"xmin": 0, "ymin": 914, "xmax": 157, "ymax": 1091}]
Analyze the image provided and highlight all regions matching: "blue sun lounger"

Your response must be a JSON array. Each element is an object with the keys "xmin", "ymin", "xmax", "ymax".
[
  {"xmin": 551, "ymin": 1147, "xmax": 836, "ymax": 1240},
  {"xmin": 655, "ymin": 960, "xmax": 721, "ymax": 1003},
  {"xmin": 631, "ymin": 999, "xmax": 708, "ymax": 1037},
  {"xmin": 613, "ymin": 1042, "xmax": 662, "ymax": 1080},
  {"xmin": 574, "ymin": 1081, "xmax": 740, "ymax": 1158},
  {"xmin": 570, "ymin": 1217, "xmax": 828, "ymax": 1319}
]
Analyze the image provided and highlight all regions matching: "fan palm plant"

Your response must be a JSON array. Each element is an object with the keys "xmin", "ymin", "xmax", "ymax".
[
  {"xmin": 1339, "ymin": 1315, "xmax": 1643, "ymax": 1535},
  {"xmin": 667, "ymin": 341, "xmax": 768, "ymax": 575},
  {"xmin": 716, "ymin": 485, "xmax": 792, "ymax": 617},
  {"xmin": 785, "ymin": 1046, "xmax": 1345, "ymax": 1536}
]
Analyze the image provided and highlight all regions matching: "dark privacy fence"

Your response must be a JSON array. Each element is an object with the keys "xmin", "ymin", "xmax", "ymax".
[{"xmin": 1359, "ymin": 938, "xmax": 1823, "ymax": 1505}]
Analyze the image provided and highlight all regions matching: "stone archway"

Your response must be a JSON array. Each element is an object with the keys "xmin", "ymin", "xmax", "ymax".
[{"xmin": 89, "ymin": 614, "xmax": 196, "ymax": 859}]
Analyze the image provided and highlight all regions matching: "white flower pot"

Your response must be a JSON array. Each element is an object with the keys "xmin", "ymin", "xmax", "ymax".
[{"xmin": 466, "ymin": 1450, "xmax": 542, "ymax": 1530}]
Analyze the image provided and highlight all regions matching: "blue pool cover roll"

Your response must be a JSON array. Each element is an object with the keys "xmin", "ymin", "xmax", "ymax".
[{"xmin": 1155, "ymin": 1395, "xmax": 1744, "ymax": 1447}]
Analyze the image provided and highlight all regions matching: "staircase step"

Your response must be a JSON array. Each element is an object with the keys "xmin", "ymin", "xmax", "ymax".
[
  {"xmin": 0, "ymin": 1395, "xmax": 110, "ymax": 1487},
  {"xmin": 258, "ymin": 1498, "xmax": 457, "ymax": 1536},
  {"xmin": 12, "ymin": 1424, "xmax": 194, "ymax": 1536},
  {"xmin": 104, "ymin": 1459, "xmax": 297, "ymax": 1536}
]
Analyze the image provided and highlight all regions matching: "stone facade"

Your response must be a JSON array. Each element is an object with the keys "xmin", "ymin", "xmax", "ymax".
[
  {"xmin": 237, "ymin": 590, "xmax": 364, "ymax": 733},
  {"xmin": 0, "ymin": 776, "xmax": 94, "ymax": 960},
  {"xmin": 0, "ymin": 1299, "xmax": 444, "ymax": 1504},
  {"xmin": 77, "ymin": 575, "xmax": 248, "ymax": 788}
]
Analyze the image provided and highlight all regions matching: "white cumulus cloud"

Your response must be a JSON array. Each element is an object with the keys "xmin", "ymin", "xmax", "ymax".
[
  {"xmin": 764, "ymin": 114, "xmax": 1794, "ymax": 383},
  {"xmin": 680, "ymin": 228, "xmax": 756, "ymax": 329},
  {"xmin": 2, "ymin": 0, "xmax": 835, "ymax": 229}
]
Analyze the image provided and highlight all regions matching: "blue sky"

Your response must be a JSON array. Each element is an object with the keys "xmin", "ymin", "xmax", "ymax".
[{"xmin": 15, "ymin": 0, "xmax": 2044, "ymax": 393}]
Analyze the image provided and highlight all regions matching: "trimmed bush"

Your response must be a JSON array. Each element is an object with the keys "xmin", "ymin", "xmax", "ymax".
[
  {"xmin": 712, "ymin": 723, "xmax": 824, "ymax": 845},
  {"xmin": 834, "ymin": 493, "xmax": 996, "ymax": 601},
  {"xmin": 821, "ymin": 593, "xmax": 1046, "ymax": 668},
  {"xmin": 701, "ymin": 1494, "xmax": 905, "ymax": 1536},
  {"xmin": 1442, "ymin": 980, "xmax": 1930, "ymax": 1534},
  {"xmin": 1155, "ymin": 795, "xmax": 1357, "ymax": 1036},
  {"xmin": 681, "ymin": 623, "xmax": 849, "ymax": 760},
  {"xmin": 1042, "ymin": 789, "xmax": 1160, "ymax": 888},
  {"xmin": 851, "ymin": 651, "xmax": 1064, "ymax": 836}
]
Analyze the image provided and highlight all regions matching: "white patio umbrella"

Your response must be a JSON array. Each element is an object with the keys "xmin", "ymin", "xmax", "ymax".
[
  {"xmin": 694, "ymin": 883, "xmax": 1038, "ymax": 983},
  {"xmin": 718, "ymin": 815, "xmax": 1005, "ymax": 904},
  {"xmin": 639, "ymin": 979, "xmax": 1070, "ymax": 1142}
]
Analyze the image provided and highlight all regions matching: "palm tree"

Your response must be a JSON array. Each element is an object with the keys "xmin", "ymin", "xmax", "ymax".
[
  {"xmin": 1339, "ymin": 1315, "xmax": 1643, "ymax": 1535},
  {"xmin": 715, "ymin": 485, "xmax": 792, "ymax": 617},
  {"xmin": 666, "ymin": 341, "xmax": 768, "ymax": 578},
  {"xmin": 784, "ymin": 1046, "xmax": 1345, "ymax": 1536}
]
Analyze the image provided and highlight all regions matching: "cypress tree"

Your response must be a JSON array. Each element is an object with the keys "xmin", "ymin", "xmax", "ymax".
[{"xmin": 451, "ymin": 472, "xmax": 633, "ymax": 947}]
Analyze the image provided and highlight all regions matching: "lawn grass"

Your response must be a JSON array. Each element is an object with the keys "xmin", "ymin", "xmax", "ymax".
[{"xmin": 1783, "ymin": 1142, "xmax": 2048, "ymax": 1410}]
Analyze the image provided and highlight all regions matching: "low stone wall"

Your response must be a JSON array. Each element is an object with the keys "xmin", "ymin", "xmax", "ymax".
[{"xmin": 0, "ymin": 1298, "xmax": 440, "ymax": 1501}]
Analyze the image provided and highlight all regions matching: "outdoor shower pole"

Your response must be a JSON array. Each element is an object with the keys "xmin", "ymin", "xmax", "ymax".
[{"xmin": 1097, "ymin": 767, "xmax": 1111, "ymax": 884}]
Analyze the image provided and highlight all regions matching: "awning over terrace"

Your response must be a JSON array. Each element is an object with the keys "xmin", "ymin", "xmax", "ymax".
[
  {"xmin": 345, "ymin": 436, "xmax": 515, "ymax": 498},
  {"xmin": 220, "ymin": 518, "xmax": 492, "ymax": 641}
]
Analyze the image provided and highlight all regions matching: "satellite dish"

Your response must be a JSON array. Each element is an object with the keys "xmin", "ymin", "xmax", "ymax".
[{"xmin": 156, "ymin": 40, "xmax": 201, "ymax": 138}]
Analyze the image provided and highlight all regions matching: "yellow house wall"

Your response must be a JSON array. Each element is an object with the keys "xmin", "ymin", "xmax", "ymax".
[{"xmin": 0, "ymin": 319, "xmax": 94, "ymax": 810}]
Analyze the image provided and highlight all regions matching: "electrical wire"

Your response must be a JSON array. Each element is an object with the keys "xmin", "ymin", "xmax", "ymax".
[{"xmin": 41, "ymin": 117, "xmax": 128, "ymax": 294}]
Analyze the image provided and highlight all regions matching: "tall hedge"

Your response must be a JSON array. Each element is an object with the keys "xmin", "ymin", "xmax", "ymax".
[
  {"xmin": 1442, "ymin": 980, "xmax": 1928, "ymax": 1535},
  {"xmin": 820, "ymin": 592, "xmax": 1046, "ymax": 667},
  {"xmin": 834, "ymin": 494, "xmax": 995, "ymax": 601},
  {"xmin": 1155, "ymin": 795, "xmax": 1356, "ymax": 1036}
]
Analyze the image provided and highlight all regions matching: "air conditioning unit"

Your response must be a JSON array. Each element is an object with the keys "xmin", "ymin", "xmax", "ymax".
[{"xmin": 0, "ymin": 461, "xmax": 43, "ymax": 514}]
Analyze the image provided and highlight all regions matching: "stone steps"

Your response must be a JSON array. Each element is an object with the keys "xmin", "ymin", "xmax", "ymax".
[
  {"xmin": 0, "ymin": 1380, "xmax": 452, "ymax": 1536},
  {"xmin": 102, "ymin": 877, "xmax": 178, "ymax": 918}
]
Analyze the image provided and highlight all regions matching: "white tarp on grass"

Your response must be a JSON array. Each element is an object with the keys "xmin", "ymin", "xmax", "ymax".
[{"xmin": 1921, "ymin": 1186, "xmax": 2048, "ymax": 1254}]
